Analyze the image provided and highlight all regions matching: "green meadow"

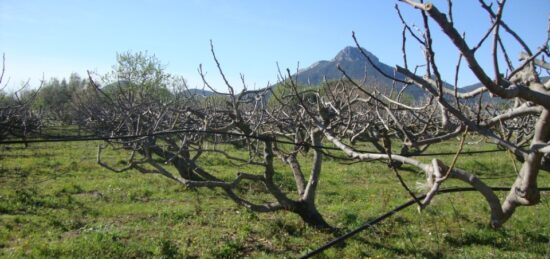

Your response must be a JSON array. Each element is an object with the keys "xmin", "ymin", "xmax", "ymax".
[{"xmin": 1, "ymin": 139, "xmax": 549, "ymax": 258}]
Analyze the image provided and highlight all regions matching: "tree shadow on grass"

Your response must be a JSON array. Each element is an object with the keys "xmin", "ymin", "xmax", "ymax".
[{"xmin": 444, "ymin": 228, "xmax": 549, "ymax": 255}]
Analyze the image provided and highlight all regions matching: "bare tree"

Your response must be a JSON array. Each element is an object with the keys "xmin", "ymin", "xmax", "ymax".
[
  {"xmin": 0, "ymin": 54, "xmax": 42, "ymax": 143},
  {"xmin": 75, "ymin": 50, "xmax": 337, "ymax": 230},
  {"xmin": 74, "ymin": 1, "xmax": 549, "ymax": 230},
  {"xmin": 296, "ymin": 0, "xmax": 549, "ymax": 228}
]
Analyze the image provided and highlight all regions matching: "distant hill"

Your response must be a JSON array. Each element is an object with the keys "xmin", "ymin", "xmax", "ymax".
[
  {"xmin": 291, "ymin": 46, "xmax": 527, "ymax": 101},
  {"xmin": 458, "ymin": 76, "xmax": 549, "ymax": 104},
  {"xmin": 185, "ymin": 46, "xmax": 485, "ymax": 100},
  {"xmin": 186, "ymin": 88, "xmax": 216, "ymax": 97},
  {"xmin": 461, "ymin": 76, "xmax": 549, "ymax": 92},
  {"xmin": 293, "ymin": 46, "xmax": 426, "ymax": 98},
  {"xmin": 110, "ymin": 47, "xmax": 547, "ymax": 103}
]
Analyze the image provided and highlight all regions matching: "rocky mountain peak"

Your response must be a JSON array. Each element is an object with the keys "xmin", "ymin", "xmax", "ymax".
[
  {"xmin": 332, "ymin": 46, "xmax": 379, "ymax": 63},
  {"xmin": 293, "ymin": 46, "xmax": 422, "ymax": 97}
]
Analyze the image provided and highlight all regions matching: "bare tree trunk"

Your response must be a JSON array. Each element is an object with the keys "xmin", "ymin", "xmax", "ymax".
[
  {"xmin": 500, "ymin": 109, "xmax": 550, "ymax": 223},
  {"xmin": 292, "ymin": 200, "xmax": 333, "ymax": 230}
]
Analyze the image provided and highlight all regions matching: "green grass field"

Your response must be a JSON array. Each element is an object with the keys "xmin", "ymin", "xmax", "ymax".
[{"xmin": 1, "ymin": 139, "xmax": 549, "ymax": 258}]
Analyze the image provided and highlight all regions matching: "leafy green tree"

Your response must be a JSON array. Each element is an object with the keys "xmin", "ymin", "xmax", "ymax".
[
  {"xmin": 101, "ymin": 51, "xmax": 173, "ymax": 103},
  {"xmin": 34, "ymin": 73, "xmax": 86, "ymax": 124}
]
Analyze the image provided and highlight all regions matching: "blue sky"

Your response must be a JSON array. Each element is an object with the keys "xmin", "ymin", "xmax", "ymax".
[{"xmin": 0, "ymin": 0, "xmax": 548, "ymax": 92}]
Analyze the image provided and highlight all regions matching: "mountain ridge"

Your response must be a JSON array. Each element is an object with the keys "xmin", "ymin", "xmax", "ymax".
[
  {"xmin": 192, "ymin": 46, "xmax": 520, "ymax": 100},
  {"xmin": 293, "ymin": 46, "xmax": 427, "ymax": 98}
]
